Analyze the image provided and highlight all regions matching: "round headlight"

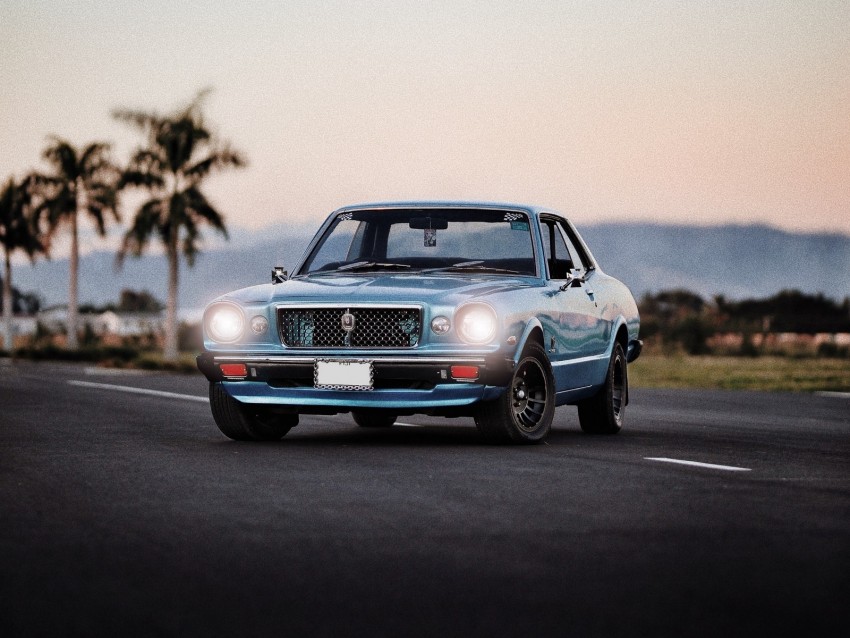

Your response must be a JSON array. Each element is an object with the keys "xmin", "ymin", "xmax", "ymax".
[
  {"xmin": 456, "ymin": 303, "xmax": 498, "ymax": 344},
  {"xmin": 206, "ymin": 303, "xmax": 245, "ymax": 343}
]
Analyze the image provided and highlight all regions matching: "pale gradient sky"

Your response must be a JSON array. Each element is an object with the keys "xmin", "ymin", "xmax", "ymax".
[{"xmin": 2, "ymin": 0, "xmax": 849, "ymax": 239}]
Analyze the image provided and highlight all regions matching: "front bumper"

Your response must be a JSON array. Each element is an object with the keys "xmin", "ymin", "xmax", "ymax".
[{"xmin": 196, "ymin": 352, "xmax": 513, "ymax": 413}]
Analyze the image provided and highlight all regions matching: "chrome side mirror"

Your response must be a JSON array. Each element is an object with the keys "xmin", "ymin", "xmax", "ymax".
[{"xmin": 272, "ymin": 266, "xmax": 288, "ymax": 284}]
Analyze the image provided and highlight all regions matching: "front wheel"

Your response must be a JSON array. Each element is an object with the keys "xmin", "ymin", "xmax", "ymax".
[
  {"xmin": 209, "ymin": 383, "xmax": 297, "ymax": 441},
  {"xmin": 577, "ymin": 342, "xmax": 627, "ymax": 434},
  {"xmin": 474, "ymin": 342, "xmax": 555, "ymax": 444}
]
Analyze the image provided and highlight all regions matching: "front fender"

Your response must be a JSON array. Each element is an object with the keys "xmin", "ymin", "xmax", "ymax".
[{"xmin": 512, "ymin": 317, "xmax": 545, "ymax": 365}]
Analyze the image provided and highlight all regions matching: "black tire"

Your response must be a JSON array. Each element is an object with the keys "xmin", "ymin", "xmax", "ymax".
[
  {"xmin": 209, "ymin": 383, "xmax": 297, "ymax": 441},
  {"xmin": 352, "ymin": 410, "xmax": 397, "ymax": 428},
  {"xmin": 577, "ymin": 342, "xmax": 627, "ymax": 434},
  {"xmin": 474, "ymin": 342, "xmax": 555, "ymax": 444}
]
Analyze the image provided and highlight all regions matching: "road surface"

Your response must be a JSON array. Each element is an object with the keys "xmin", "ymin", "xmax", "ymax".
[{"xmin": 1, "ymin": 360, "xmax": 848, "ymax": 636}]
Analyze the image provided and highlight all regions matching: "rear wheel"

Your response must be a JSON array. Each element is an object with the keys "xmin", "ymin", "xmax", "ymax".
[
  {"xmin": 209, "ymin": 383, "xmax": 297, "ymax": 441},
  {"xmin": 577, "ymin": 342, "xmax": 627, "ymax": 434},
  {"xmin": 474, "ymin": 342, "xmax": 555, "ymax": 444},
  {"xmin": 352, "ymin": 410, "xmax": 397, "ymax": 428}
]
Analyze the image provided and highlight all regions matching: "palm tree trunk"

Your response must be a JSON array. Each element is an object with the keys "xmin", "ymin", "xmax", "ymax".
[
  {"xmin": 2, "ymin": 249, "xmax": 13, "ymax": 353},
  {"xmin": 67, "ymin": 210, "xmax": 79, "ymax": 349},
  {"xmin": 164, "ymin": 236, "xmax": 179, "ymax": 362}
]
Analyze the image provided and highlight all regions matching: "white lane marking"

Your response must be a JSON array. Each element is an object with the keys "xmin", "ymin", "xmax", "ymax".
[
  {"xmin": 394, "ymin": 422, "xmax": 422, "ymax": 428},
  {"xmin": 68, "ymin": 380, "xmax": 208, "ymax": 403},
  {"xmin": 84, "ymin": 367, "xmax": 149, "ymax": 376},
  {"xmin": 644, "ymin": 457, "xmax": 751, "ymax": 472},
  {"xmin": 815, "ymin": 391, "xmax": 850, "ymax": 399}
]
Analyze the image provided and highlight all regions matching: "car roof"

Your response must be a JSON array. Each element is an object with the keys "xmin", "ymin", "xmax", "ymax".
[{"xmin": 333, "ymin": 201, "xmax": 563, "ymax": 219}]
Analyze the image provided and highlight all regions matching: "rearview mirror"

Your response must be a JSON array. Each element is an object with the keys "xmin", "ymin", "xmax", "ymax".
[{"xmin": 409, "ymin": 217, "xmax": 449, "ymax": 230}]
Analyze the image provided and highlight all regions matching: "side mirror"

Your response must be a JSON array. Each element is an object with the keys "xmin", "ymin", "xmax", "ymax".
[
  {"xmin": 272, "ymin": 266, "xmax": 288, "ymax": 284},
  {"xmin": 559, "ymin": 270, "xmax": 585, "ymax": 292}
]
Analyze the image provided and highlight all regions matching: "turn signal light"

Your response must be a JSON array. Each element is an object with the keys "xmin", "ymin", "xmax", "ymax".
[
  {"xmin": 219, "ymin": 363, "xmax": 248, "ymax": 378},
  {"xmin": 450, "ymin": 365, "xmax": 479, "ymax": 381}
]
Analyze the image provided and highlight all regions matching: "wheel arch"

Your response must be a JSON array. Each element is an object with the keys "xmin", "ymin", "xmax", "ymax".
[
  {"xmin": 611, "ymin": 318, "xmax": 631, "ymax": 405},
  {"xmin": 513, "ymin": 318, "xmax": 545, "ymax": 364}
]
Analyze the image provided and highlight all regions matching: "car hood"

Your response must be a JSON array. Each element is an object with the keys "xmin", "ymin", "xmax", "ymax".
[{"xmin": 218, "ymin": 273, "xmax": 539, "ymax": 307}]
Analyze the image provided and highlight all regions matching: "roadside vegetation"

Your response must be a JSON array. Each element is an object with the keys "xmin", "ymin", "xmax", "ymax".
[
  {"xmin": 3, "ymin": 286, "xmax": 849, "ymax": 391},
  {"xmin": 630, "ymin": 354, "xmax": 850, "ymax": 393}
]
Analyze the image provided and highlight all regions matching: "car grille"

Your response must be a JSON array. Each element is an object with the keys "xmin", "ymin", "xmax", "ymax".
[{"xmin": 278, "ymin": 307, "xmax": 421, "ymax": 348}]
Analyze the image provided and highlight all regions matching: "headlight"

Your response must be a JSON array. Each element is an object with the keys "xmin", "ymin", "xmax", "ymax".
[
  {"xmin": 206, "ymin": 303, "xmax": 245, "ymax": 343},
  {"xmin": 456, "ymin": 303, "xmax": 498, "ymax": 345}
]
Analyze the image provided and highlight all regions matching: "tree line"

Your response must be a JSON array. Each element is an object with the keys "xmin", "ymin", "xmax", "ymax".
[
  {"xmin": 0, "ymin": 89, "xmax": 244, "ymax": 361},
  {"xmin": 640, "ymin": 289, "xmax": 850, "ymax": 356}
]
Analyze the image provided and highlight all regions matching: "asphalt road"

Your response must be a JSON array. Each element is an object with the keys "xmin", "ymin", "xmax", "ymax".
[{"xmin": 1, "ymin": 360, "xmax": 848, "ymax": 637}]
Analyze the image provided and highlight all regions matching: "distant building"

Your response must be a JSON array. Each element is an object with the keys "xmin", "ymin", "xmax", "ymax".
[
  {"xmin": 96, "ymin": 311, "xmax": 164, "ymax": 337},
  {"xmin": 35, "ymin": 307, "xmax": 165, "ymax": 337}
]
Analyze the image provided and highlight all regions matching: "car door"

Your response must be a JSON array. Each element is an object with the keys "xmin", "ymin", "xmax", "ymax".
[{"xmin": 539, "ymin": 216, "xmax": 606, "ymax": 390}]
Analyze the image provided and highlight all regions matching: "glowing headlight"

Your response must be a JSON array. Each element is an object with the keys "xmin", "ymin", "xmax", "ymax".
[
  {"xmin": 456, "ymin": 303, "xmax": 498, "ymax": 344},
  {"xmin": 206, "ymin": 303, "xmax": 245, "ymax": 343}
]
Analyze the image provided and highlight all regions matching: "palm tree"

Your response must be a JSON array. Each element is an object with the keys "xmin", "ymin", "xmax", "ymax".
[
  {"xmin": 113, "ymin": 90, "xmax": 245, "ymax": 361},
  {"xmin": 37, "ymin": 138, "xmax": 119, "ymax": 349},
  {"xmin": 0, "ymin": 175, "xmax": 45, "ymax": 353}
]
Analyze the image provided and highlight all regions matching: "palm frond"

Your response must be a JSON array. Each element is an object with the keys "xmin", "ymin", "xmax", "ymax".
[
  {"xmin": 80, "ymin": 142, "xmax": 112, "ymax": 174},
  {"xmin": 42, "ymin": 137, "xmax": 79, "ymax": 180},
  {"xmin": 184, "ymin": 186, "xmax": 228, "ymax": 237},
  {"xmin": 0, "ymin": 176, "xmax": 46, "ymax": 260},
  {"xmin": 111, "ymin": 108, "xmax": 161, "ymax": 132},
  {"xmin": 116, "ymin": 198, "xmax": 163, "ymax": 266}
]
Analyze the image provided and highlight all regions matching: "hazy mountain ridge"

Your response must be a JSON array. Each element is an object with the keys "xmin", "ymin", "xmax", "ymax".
[{"xmin": 13, "ymin": 223, "xmax": 850, "ymax": 310}]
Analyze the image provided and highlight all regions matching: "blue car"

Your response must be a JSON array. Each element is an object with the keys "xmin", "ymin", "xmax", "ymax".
[{"xmin": 197, "ymin": 202, "xmax": 642, "ymax": 443}]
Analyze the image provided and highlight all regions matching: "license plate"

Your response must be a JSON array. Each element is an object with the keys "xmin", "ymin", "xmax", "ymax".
[{"xmin": 315, "ymin": 360, "xmax": 373, "ymax": 390}]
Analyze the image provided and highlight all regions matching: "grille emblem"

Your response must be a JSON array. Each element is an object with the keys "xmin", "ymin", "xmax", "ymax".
[{"xmin": 341, "ymin": 311, "xmax": 356, "ymax": 332}]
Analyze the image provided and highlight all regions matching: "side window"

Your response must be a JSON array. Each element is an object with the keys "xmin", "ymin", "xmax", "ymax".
[
  {"xmin": 541, "ymin": 219, "xmax": 574, "ymax": 279},
  {"xmin": 560, "ymin": 222, "xmax": 589, "ymax": 275}
]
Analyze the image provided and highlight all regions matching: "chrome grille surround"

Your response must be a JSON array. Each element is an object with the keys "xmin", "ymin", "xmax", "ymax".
[{"xmin": 278, "ymin": 305, "xmax": 422, "ymax": 348}]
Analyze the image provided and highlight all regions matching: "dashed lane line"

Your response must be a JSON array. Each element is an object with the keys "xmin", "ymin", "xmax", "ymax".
[
  {"xmin": 645, "ymin": 457, "xmax": 751, "ymax": 472},
  {"xmin": 68, "ymin": 380, "xmax": 208, "ymax": 403},
  {"xmin": 815, "ymin": 391, "xmax": 850, "ymax": 399}
]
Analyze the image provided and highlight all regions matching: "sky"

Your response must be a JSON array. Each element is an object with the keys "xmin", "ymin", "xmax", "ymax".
[{"xmin": 2, "ymin": 0, "xmax": 849, "ymax": 248}]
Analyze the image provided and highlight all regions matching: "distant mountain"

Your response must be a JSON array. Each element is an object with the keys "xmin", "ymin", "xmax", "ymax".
[
  {"xmin": 11, "ymin": 223, "xmax": 850, "ymax": 310},
  {"xmin": 580, "ymin": 223, "xmax": 850, "ymax": 302}
]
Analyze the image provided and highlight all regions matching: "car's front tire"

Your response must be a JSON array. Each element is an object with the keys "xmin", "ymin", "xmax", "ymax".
[
  {"xmin": 474, "ymin": 342, "xmax": 555, "ymax": 444},
  {"xmin": 209, "ymin": 383, "xmax": 297, "ymax": 441},
  {"xmin": 577, "ymin": 342, "xmax": 627, "ymax": 434}
]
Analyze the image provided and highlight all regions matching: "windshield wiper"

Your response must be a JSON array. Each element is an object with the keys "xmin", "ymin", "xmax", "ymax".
[
  {"xmin": 423, "ymin": 261, "xmax": 522, "ymax": 275},
  {"xmin": 334, "ymin": 261, "xmax": 412, "ymax": 272}
]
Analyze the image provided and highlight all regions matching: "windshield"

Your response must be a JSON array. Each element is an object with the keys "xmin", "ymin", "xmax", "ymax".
[{"xmin": 298, "ymin": 209, "xmax": 537, "ymax": 276}]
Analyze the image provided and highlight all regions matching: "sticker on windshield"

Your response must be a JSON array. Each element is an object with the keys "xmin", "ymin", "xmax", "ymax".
[
  {"xmin": 510, "ymin": 221, "xmax": 529, "ymax": 231},
  {"xmin": 424, "ymin": 228, "xmax": 437, "ymax": 247}
]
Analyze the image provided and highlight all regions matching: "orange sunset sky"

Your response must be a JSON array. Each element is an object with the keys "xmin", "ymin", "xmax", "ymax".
[{"xmin": 2, "ymin": 0, "xmax": 848, "ymax": 240}]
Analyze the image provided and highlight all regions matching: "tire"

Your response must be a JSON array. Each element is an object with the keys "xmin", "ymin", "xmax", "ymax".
[
  {"xmin": 474, "ymin": 342, "xmax": 555, "ymax": 444},
  {"xmin": 209, "ymin": 383, "xmax": 297, "ymax": 441},
  {"xmin": 577, "ymin": 342, "xmax": 627, "ymax": 434},
  {"xmin": 352, "ymin": 410, "xmax": 397, "ymax": 428}
]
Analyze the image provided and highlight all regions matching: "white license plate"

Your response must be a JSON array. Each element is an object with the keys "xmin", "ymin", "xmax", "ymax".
[{"xmin": 315, "ymin": 360, "xmax": 373, "ymax": 390}]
